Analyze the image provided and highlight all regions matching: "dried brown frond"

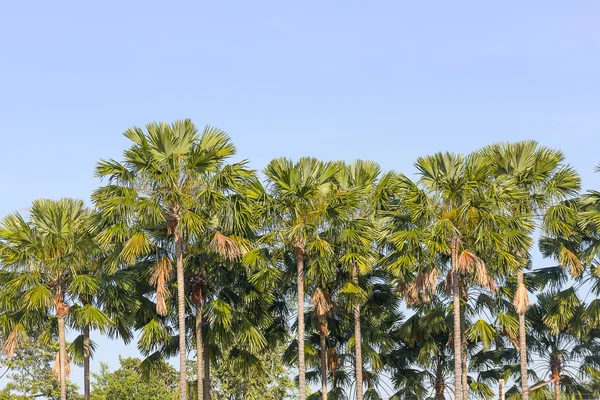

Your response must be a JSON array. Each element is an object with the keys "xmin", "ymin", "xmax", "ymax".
[
  {"xmin": 457, "ymin": 251, "xmax": 478, "ymax": 274},
  {"xmin": 406, "ymin": 269, "xmax": 439, "ymax": 305},
  {"xmin": 52, "ymin": 352, "xmax": 71, "ymax": 378},
  {"xmin": 149, "ymin": 257, "xmax": 173, "ymax": 316},
  {"xmin": 327, "ymin": 348, "xmax": 340, "ymax": 375},
  {"xmin": 312, "ymin": 288, "xmax": 332, "ymax": 335},
  {"xmin": 2, "ymin": 328, "xmax": 19, "ymax": 358},
  {"xmin": 396, "ymin": 281, "xmax": 416, "ymax": 306},
  {"xmin": 404, "ymin": 283, "xmax": 419, "ymax": 306},
  {"xmin": 444, "ymin": 273, "xmax": 453, "ymax": 295},
  {"xmin": 562, "ymin": 248, "xmax": 584, "ymax": 278},
  {"xmin": 421, "ymin": 268, "xmax": 439, "ymax": 301},
  {"xmin": 474, "ymin": 260, "xmax": 497, "ymax": 293},
  {"xmin": 210, "ymin": 231, "xmax": 241, "ymax": 261},
  {"xmin": 514, "ymin": 282, "xmax": 530, "ymax": 314}
]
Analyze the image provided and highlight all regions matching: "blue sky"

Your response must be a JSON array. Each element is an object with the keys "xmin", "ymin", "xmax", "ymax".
[{"xmin": 1, "ymin": 0, "xmax": 599, "ymax": 394}]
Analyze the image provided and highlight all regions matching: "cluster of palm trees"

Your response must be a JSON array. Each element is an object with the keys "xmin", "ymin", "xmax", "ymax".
[{"xmin": 1, "ymin": 120, "xmax": 599, "ymax": 400}]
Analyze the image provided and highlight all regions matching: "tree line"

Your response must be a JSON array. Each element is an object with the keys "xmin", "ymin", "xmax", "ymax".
[{"xmin": 1, "ymin": 119, "xmax": 599, "ymax": 400}]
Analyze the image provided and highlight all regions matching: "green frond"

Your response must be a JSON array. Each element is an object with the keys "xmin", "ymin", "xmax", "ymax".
[
  {"xmin": 467, "ymin": 319, "xmax": 496, "ymax": 350},
  {"xmin": 24, "ymin": 284, "xmax": 54, "ymax": 310}
]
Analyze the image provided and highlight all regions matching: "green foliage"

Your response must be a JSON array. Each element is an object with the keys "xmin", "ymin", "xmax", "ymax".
[
  {"xmin": 210, "ymin": 345, "xmax": 296, "ymax": 400},
  {"xmin": 4, "ymin": 123, "xmax": 600, "ymax": 400},
  {"xmin": 0, "ymin": 336, "xmax": 82, "ymax": 400},
  {"xmin": 90, "ymin": 357, "xmax": 177, "ymax": 400}
]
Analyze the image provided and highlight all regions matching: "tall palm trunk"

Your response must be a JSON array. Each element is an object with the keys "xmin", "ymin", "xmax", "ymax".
[
  {"xmin": 353, "ymin": 265, "xmax": 363, "ymax": 400},
  {"xmin": 460, "ymin": 291, "xmax": 468, "ymax": 400},
  {"xmin": 83, "ymin": 325, "xmax": 91, "ymax": 400},
  {"xmin": 452, "ymin": 272, "xmax": 463, "ymax": 400},
  {"xmin": 203, "ymin": 339, "xmax": 210, "ymax": 400},
  {"xmin": 174, "ymin": 229, "xmax": 187, "ymax": 400},
  {"xmin": 196, "ymin": 302, "xmax": 204, "ymax": 400},
  {"xmin": 435, "ymin": 356, "xmax": 445, "ymax": 400},
  {"xmin": 320, "ymin": 333, "xmax": 328, "ymax": 400},
  {"xmin": 296, "ymin": 249, "xmax": 307, "ymax": 400},
  {"xmin": 516, "ymin": 269, "xmax": 529, "ymax": 400},
  {"xmin": 55, "ymin": 284, "xmax": 69, "ymax": 400},
  {"xmin": 451, "ymin": 241, "xmax": 462, "ymax": 400},
  {"xmin": 553, "ymin": 373, "xmax": 560, "ymax": 400},
  {"xmin": 57, "ymin": 315, "xmax": 68, "ymax": 400}
]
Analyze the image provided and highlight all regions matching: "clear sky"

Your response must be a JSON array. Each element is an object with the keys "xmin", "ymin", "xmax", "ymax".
[{"xmin": 1, "ymin": 0, "xmax": 599, "ymax": 395}]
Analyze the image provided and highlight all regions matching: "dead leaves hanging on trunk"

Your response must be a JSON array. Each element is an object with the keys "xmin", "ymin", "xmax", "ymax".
[
  {"xmin": 150, "ymin": 257, "xmax": 173, "ymax": 316},
  {"xmin": 52, "ymin": 351, "xmax": 71, "ymax": 378},
  {"xmin": 327, "ymin": 348, "xmax": 340, "ymax": 375},
  {"xmin": 311, "ymin": 288, "xmax": 333, "ymax": 335},
  {"xmin": 209, "ymin": 231, "xmax": 241, "ymax": 261},
  {"xmin": 514, "ymin": 284, "xmax": 530, "ymax": 315},
  {"xmin": 457, "ymin": 250, "xmax": 497, "ymax": 293},
  {"xmin": 2, "ymin": 327, "xmax": 19, "ymax": 358},
  {"xmin": 405, "ymin": 268, "xmax": 439, "ymax": 306}
]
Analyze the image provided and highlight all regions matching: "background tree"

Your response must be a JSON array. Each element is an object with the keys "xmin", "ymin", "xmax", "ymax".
[
  {"xmin": 526, "ymin": 290, "xmax": 600, "ymax": 400},
  {"xmin": 90, "ymin": 357, "xmax": 177, "ymax": 400},
  {"xmin": 0, "ymin": 198, "xmax": 95, "ymax": 400},
  {"xmin": 0, "ymin": 335, "xmax": 82, "ymax": 400},
  {"xmin": 402, "ymin": 152, "xmax": 516, "ymax": 400},
  {"xmin": 483, "ymin": 140, "xmax": 581, "ymax": 400},
  {"xmin": 94, "ymin": 120, "xmax": 244, "ymax": 400},
  {"xmin": 263, "ymin": 157, "xmax": 337, "ymax": 400},
  {"xmin": 186, "ymin": 162, "xmax": 259, "ymax": 400},
  {"xmin": 210, "ymin": 342, "xmax": 295, "ymax": 400},
  {"xmin": 327, "ymin": 160, "xmax": 391, "ymax": 400},
  {"xmin": 67, "ymin": 233, "xmax": 115, "ymax": 400}
]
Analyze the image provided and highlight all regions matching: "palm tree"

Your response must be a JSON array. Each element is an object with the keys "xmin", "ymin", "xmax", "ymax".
[
  {"xmin": 483, "ymin": 141, "xmax": 581, "ymax": 400},
  {"xmin": 527, "ymin": 290, "xmax": 600, "ymax": 400},
  {"xmin": 569, "ymin": 163, "xmax": 600, "ymax": 272},
  {"xmin": 397, "ymin": 152, "xmax": 524, "ymax": 400},
  {"xmin": 94, "ymin": 120, "xmax": 243, "ymax": 400},
  {"xmin": 326, "ymin": 160, "xmax": 391, "ymax": 400},
  {"xmin": 184, "ymin": 161, "xmax": 258, "ymax": 400},
  {"xmin": 311, "ymin": 287, "xmax": 333, "ymax": 400},
  {"xmin": 68, "ymin": 270, "xmax": 114, "ymax": 400},
  {"xmin": 0, "ymin": 198, "xmax": 95, "ymax": 400},
  {"xmin": 264, "ymin": 157, "xmax": 338, "ymax": 400},
  {"xmin": 388, "ymin": 297, "xmax": 453, "ymax": 400},
  {"xmin": 303, "ymin": 266, "xmax": 400, "ymax": 400}
]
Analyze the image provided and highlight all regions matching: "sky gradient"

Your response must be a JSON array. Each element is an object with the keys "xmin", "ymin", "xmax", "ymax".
[{"xmin": 1, "ymin": 0, "xmax": 599, "ymax": 394}]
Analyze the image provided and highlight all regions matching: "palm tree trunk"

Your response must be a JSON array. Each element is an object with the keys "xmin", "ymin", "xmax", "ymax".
[
  {"xmin": 196, "ymin": 302, "xmax": 204, "ymax": 400},
  {"xmin": 83, "ymin": 325, "xmax": 91, "ymax": 400},
  {"xmin": 296, "ymin": 249, "xmax": 307, "ymax": 400},
  {"xmin": 435, "ymin": 356, "xmax": 445, "ymax": 400},
  {"xmin": 203, "ymin": 339, "xmax": 210, "ymax": 400},
  {"xmin": 174, "ymin": 230, "xmax": 187, "ymax": 400},
  {"xmin": 517, "ymin": 270, "xmax": 529, "ymax": 400},
  {"xmin": 353, "ymin": 265, "xmax": 364, "ymax": 400},
  {"xmin": 57, "ymin": 315, "xmax": 68, "ymax": 400},
  {"xmin": 554, "ymin": 377, "xmax": 560, "ymax": 400},
  {"xmin": 452, "ymin": 273, "xmax": 463, "ymax": 400},
  {"xmin": 460, "ymin": 296, "xmax": 468, "ymax": 400},
  {"xmin": 451, "ymin": 241, "xmax": 463, "ymax": 400},
  {"xmin": 320, "ymin": 332, "xmax": 328, "ymax": 400}
]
